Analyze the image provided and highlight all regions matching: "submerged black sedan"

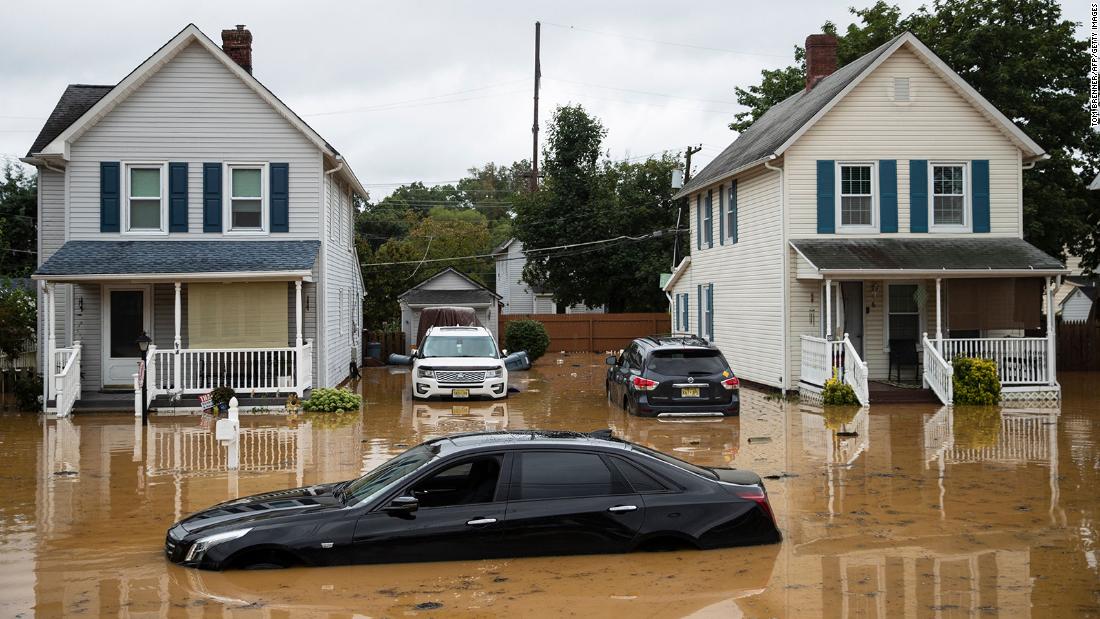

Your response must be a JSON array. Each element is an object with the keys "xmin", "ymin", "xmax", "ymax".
[{"xmin": 165, "ymin": 430, "xmax": 781, "ymax": 570}]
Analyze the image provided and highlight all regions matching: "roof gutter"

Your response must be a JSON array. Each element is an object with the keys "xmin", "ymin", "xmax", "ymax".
[
  {"xmin": 32, "ymin": 270, "xmax": 315, "ymax": 283},
  {"xmin": 671, "ymin": 155, "xmax": 774, "ymax": 200},
  {"xmin": 815, "ymin": 268, "xmax": 1070, "ymax": 278}
]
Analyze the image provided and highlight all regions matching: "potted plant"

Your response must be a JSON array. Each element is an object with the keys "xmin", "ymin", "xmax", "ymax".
[{"xmin": 211, "ymin": 386, "xmax": 236, "ymax": 415}]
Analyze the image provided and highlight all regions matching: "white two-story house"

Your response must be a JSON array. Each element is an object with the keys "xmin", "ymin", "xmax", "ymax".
[
  {"xmin": 492, "ymin": 238, "xmax": 605, "ymax": 314},
  {"xmin": 23, "ymin": 24, "xmax": 366, "ymax": 415},
  {"xmin": 664, "ymin": 32, "xmax": 1066, "ymax": 406}
]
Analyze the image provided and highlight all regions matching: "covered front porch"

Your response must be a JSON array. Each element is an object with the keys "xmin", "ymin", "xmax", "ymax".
[
  {"xmin": 791, "ymin": 238, "xmax": 1067, "ymax": 406},
  {"xmin": 35, "ymin": 241, "xmax": 321, "ymax": 416}
]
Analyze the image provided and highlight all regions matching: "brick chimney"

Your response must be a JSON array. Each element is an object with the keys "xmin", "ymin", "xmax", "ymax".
[
  {"xmin": 805, "ymin": 34, "xmax": 838, "ymax": 90},
  {"xmin": 221, "ymin": 25, "xmax": 253, "ymax": 74}
]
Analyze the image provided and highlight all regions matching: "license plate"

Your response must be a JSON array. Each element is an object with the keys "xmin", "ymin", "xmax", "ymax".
[
  {"xmin": 680, "ymin": 387, "xmax": 700, "ymax": 398},
  {"xmin": 451, "ymin": 389, "xmax": 470, "ymax": 399},
  {"xmin": 452, "ymin": 405, "xmax": 470, "ymax": 415}
]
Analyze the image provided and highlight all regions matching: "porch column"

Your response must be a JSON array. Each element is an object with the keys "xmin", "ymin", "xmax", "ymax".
[
  {"xmin": 295, "ymin": 280, "xmax": 303, "ymax": 348},
  {"xmin": 1046, "ymin": 276, "xmax": 1056, "ymax": 386},
  {"xmin": 173, "ymin": 282, "xmax": 182, "ymax": 392},
  {"xmin": 44, "ymin": 282, "xmax": 54, "ymax": 411},
  {"xmin": 935, "ymin": 277, "xmax": 943, "ymax": 351},
  {"xmin": 824, "ymin": 279, "xmax": 833, "ymax": 339}
]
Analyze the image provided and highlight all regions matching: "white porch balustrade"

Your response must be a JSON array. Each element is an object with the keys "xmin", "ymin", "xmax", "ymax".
[
  {"xmin": 937, "ymin": 337, "xmax": 1050, "ymax": 386},
  {"xmin": 922, "ymin": 334, "xmax": 954, "ymax": 405},
  {"xmin": 800, "ymin": 333, "xmax": 869, "ymax": 406},
  {"xmin": 50, "ymin": 342, "xmax": 82, "ymax": 417},
  {"xmin": 146, "ymin": 340, "xmax": 314, "ymax": 401}
]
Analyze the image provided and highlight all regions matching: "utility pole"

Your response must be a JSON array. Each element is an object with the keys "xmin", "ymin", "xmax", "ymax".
[
  {"xmin": 672, "ymin": 145, "xmax": 703, "ymax": 268},
  {"xmin": 529, "ymin": 21, "xmax": 542, "ymax": 192}
]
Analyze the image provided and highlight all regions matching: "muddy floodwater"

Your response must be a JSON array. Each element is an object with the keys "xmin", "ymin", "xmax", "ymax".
[{"xmin": 1, "ymin": 356, "xmax": 1098, "ymax": 617}]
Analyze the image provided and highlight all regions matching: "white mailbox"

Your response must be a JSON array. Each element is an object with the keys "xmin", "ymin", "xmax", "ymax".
[{"xmin": 215, "ymin": 417, "xmax": 239, "ymax": 442}]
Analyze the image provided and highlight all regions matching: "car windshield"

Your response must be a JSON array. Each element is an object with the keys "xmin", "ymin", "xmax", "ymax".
[
  {"xmin": 631, "ymin": 444, "xmax": 719, "ymax": 480},
  {"xmin": 342, "ymin": 445, "xmax": 435, "ymax": 504},
  {"xmin": 420, "ymin": 335, "xmax": 499, "ymax": 359},
  {"xmin": 647, "ymin": 350, "xmax": 727, "ymax": 375}
]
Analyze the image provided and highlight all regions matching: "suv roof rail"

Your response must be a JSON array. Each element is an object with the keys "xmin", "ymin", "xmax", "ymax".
[{"xmin": 640, "ymin": 334, "xmax": 711, "ymax": 347}]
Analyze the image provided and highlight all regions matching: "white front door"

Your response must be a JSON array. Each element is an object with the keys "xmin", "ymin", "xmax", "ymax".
[{"xmin": 102, "ymin": 285, "xmax": 152, "ymax": 388}]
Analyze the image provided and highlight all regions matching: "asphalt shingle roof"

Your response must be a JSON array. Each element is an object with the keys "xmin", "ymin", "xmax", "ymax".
[
  {"xmin": 790, "ymin": 238, "xmax": 1066, "ymax": 273},
  {"xmin": 401, "ymin": 289, "xmax": 498, "ymax": 305},
  {"xmin": 676, "ymin": 34, "xmax": 903, "ymax": 199},
  {"xmin": 26, "ymin": 85, "xmax": 114, "ymax": 156},
  {"xmin": 35, "ymin": 240, "xmax": 320, "ymax": 276}
]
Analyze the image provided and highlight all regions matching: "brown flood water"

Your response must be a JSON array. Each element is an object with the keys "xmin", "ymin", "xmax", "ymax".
[{"xmin": 1, "ymin": 355, "xmax": 1098, "ymax": 617}]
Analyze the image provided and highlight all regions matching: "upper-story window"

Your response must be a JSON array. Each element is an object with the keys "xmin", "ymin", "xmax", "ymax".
[
  {"xmin": 225, "ymin": 163, "xmax": 267, "ymax": 233},
  {"xmin": 836, "ymin": 162, "xmax": 876, "ymax": 232},
  {"xmin": 703, "ymin": 190, "xmax": 713, "ymax": 247},
  {"xmin": 930, "ymin": 162, "xmax": 968, "ymax": 230},
  {"xmin": 124, "ymin": 162, "xmax": 167, "ymax": 233}
]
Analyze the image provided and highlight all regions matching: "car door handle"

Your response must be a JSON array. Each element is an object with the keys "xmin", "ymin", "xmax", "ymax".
[
  {"xmin": 466, "ymin": 518, "xmax": 497, "ymax": 526},
  {"xmin": 607, "ymin": 505, "xmax": 638, "ymax": 513}
]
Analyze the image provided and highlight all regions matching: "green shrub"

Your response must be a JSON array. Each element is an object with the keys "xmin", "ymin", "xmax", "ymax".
[
  {"xmin": 504, "ymin": 319, "xmax": 550, "ymax": 362},
  {"xmin": 210, "ymin": 386, "xmax": 236, "ymax": 406},
  {"xmin": 13, "ymin": 373, "xmax": 42, "ymax": 411},
  {"xmin": 952, "ymin": 357, "xmax": 1001, "ymax": 405},
  {"xmin": 822, "ymin": 377, "xmax": 860, "ymax": 406},
  {"xmin": 302, "ymin": 387, "xmax": 362, "ymax": 413}
]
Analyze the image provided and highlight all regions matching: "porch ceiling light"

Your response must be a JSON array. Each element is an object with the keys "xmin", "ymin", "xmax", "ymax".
[{"xmin": 135, "ymin": 332, "xmax": 153, "ymax": 353}]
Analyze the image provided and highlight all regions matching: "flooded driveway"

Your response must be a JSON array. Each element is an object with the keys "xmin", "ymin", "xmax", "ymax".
[{"xmin": 1, "ymin": 355, "xmax": 1098, "ymax": 617}]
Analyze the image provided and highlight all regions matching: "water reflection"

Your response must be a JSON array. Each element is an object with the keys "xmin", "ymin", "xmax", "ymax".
[{"xmin": 2, "ymin": 360, "xmax": 1098, "ymax": 616}]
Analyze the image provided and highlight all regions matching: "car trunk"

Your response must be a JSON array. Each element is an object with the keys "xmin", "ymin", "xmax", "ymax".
[{"xmin": 645, "ymin": 350, "xmax": 733, "ymax": 406}]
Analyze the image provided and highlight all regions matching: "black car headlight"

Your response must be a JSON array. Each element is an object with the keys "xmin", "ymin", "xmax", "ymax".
[
  {"xmin": 184, "ymin": 528, "xmax": 252, "ymax": 563},
  {"xmin": 417, "ymin": 368, "xmax": 435, "ymax": 378}
]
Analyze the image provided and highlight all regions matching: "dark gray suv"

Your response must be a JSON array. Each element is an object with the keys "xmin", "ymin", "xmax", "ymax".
[{"xmin": 606, "ymin": 336, "xmax": 740, "ymax": 418}]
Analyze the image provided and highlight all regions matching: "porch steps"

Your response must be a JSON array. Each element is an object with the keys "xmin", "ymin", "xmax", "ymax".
[
  {"xmin": 72, "ymin": 392, "xmax": 133, "ymax": 413},
  {"xmin": 868, "ymin": 382, "xmax": 941, "ymax": 404}
]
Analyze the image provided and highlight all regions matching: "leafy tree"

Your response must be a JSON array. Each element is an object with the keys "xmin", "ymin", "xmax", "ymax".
[
  {"xmin": 513, "ymin": 104, "xmax": 680, "ymax": 312},
  {"xmin": 727, "ymin": 0, "xmax": 1098, "ymax": 268},
  {"xmin": 0, "ymin": 281, "xmax": 35, "ymax": 360},
  {"xmin": 0, "ymin": 164, "xmax": 37, "ymax": 277}
]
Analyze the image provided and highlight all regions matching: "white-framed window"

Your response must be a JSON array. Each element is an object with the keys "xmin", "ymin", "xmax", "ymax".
[
  {"xmin": 929, "ymin": 161, "xmax": 969, "ymax": 231},
  {"xmin": 885, "ymin": 283, "xmax": 921, "ymax": 348},
  {"xmin": 123, "ymin": 162, "xmax": 167, "ymax": 233},
  {"xmin": 224, "ymin": 163, "xmax": 268, "ymax": 233},
  {"xmin": 836, "ymin": 162, "xmax": 876, "ymax": 232}
]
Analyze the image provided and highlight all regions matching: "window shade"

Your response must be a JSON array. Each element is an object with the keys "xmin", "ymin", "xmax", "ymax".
[
  {"xmin": 947, "ymin": 278, "xmax": 1041, "ymax": 331},
  {"xmin": 187, "ymin": 282, "xmax": 289, "ymax": 348}
]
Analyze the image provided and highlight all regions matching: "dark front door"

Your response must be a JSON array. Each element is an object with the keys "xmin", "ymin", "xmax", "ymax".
[
  {"xmin": 103, "ymin": 288, "xmax": 150, "ymax": 387},
  {"xmin": 840, "ymin": 282, "xmax": 864, "ymax": 357},
  {"xmin": 351, "ymin": 453, "xmax": 509, "ymax": 563},
  {"xmin": 500, "ymin": 450, "xmax": 644, "ymax": 556}
]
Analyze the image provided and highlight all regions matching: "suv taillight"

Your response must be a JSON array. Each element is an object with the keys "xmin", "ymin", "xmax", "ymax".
[
  {"xmin": 631, "ymin": 376, "xmax": 659, "ymax": 391},
  {"xmin": 721, "ymin": 376, "xmax": 740, "ymax": 390}
]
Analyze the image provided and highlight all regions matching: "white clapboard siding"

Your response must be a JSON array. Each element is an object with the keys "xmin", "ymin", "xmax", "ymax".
[
  {"xmin": 680, "ymin": 166, "xmax": 786, "ymax": 389},
  {"xmin": 785, "ymin": 46, "xmax": 1022, "ymax": 238},
  {"xmin": 323, "ymin": 173, "xmax": 362, "ymax": 386},
  {"xmin": 67, "ymin": 41, "xmax": 322, "ymax": 240},
  {"xmin": 37, "ymin": 169, "xmax": 71, "ymax": 370}
]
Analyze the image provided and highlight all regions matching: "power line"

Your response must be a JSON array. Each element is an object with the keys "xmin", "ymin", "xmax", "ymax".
[
  {"xmin": 543, "ymin": 76, "xmax": 737, "ymax": 106},
  {"xmin": 542, "ymin": 22, "xmax": 791, "ymax": 59}
]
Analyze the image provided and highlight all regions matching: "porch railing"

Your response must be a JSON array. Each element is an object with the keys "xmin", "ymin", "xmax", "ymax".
[
  {"xmin": 146, "ymin": 340, "xmax": 314, "ymax": 401},
  {"xmin": 51, "ymin": 341, "xmax": 82, "ymax": 417},
  {"xmin": 936, "ymin": 337, "xmax": 1050, "ymax": 386},
  {"xmin": 800, "ymin": 334, "xmax": 869, "ymax": 406},
  {"xmin": 922, "ymin": 334, "xmax": 954, "ymax": 405}
]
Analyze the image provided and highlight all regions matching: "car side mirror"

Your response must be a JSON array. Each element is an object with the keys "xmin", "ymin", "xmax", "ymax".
[
  {"xmin": 605, "ymin": 355, "xmax": 617, "ymax": 366},
  {"xmin": 383, "ymin": 496, "xmax": 419, "ymax": 514},
  {"xmin": 501, "ymin": 349, "xmax": 508, "ymax": 355}
]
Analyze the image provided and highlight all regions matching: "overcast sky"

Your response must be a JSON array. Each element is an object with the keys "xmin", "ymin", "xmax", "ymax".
[{"xmin": 1, "ymin": 0, "xmax": 1092, "ymax": 199}]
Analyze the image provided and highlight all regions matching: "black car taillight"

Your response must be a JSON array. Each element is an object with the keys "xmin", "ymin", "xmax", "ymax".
[{"xmin": 732, "ymin": 485, "xmax": 775, "ymax": 522}]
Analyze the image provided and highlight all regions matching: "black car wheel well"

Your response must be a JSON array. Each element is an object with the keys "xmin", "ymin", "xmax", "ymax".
[
  {"xmin": 226, "ymin": 546, "xmax": 302, "ymax": 570},
  {"xmin": 634, "ymin": 532, "xmax": 700, "ymax": 552}
]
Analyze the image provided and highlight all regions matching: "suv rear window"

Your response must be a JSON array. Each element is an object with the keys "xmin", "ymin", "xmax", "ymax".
[{"xmin": 646, "ymin": 350, "xmax": 727, "ymax": 375}]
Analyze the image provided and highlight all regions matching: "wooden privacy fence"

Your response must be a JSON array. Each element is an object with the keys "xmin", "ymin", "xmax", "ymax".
[
  {"xmin": 499, "ymin": 313, "xmax": 671, "ymax": 353},
  {"xmin": 362, "ymin": 331, "xmax": 406, "ymax": 360},
  {"xmin": 1058, "ymin": 320, "xmax": 1100, "ymax": 371}
]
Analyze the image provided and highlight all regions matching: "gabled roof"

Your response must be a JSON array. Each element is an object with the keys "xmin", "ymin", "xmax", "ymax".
[
  {"xmin": 33, "ymin": 240, "xmax": 320, "ymax": 280},
  {"xmin": 1062, "ymin": 285, "xmax": 1099, "ymax": 305},
  {"xmin": 398, "ymin": 267, "xmax": 502, "ymax": 300},
  {"xmin": 790, "ymin": 238, "xmax": 1066, "ymax": 275},
  {"xmin": 675, "ymin": 32, "xmax": 1046, "ymax": 199},
  {"xmin": 23, "ymin": 24, "xmax": 366, "ymax": 198},
  {"xmin": 662, "ymin": 256, "xmax": 691, "ymax": 292},
  {"xmin": 491, "ymin": 238, "xmax": 516, "ymax": 256}
]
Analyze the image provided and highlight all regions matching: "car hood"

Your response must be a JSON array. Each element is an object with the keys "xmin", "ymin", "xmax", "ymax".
[
  {"xmin": 415, "ymin": 357, "xmax": 503, "ymax": 369},
  {"xmin": 175, "ymin": 482, "xmax": 346, "ymax": 535}
]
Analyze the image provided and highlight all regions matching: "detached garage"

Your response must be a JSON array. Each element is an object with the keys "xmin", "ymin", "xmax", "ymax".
[
  {"xmin": 398, "ymin": 268, "xmax": 501, "ymax": 350},
  {"xmin": 1061, "ymin": 285, "xmax": 1098, "ymax": 323}
]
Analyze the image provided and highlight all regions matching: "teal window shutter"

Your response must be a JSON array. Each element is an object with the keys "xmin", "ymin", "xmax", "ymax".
[
  {"xmin": 704, "ymin": 190, "xmax": 713, "ymax": 248},
  {"xmin": 718, "ymin": 185, "xmax": 725, "ymax": 245},
  {"xmin": 706, "ymin": 284, "xmax": 714, "ymax": 341},
  {"xmin": 879, "ymin": 160, "xmax": 897, "ymax": 233},
  {"xmin": 697, "ymin": 284, "xmax": 703, "ymax": 337},
  {"xmin": 100, "ymin": 162, "xmax": 120, "ymax": 232},
  {"xmin": 270, "ymin": 163, "xmax": 290, "ymax": 233},
  {"xmin": 816, "ymin": 160, "xmax": 835, "ymax": 233},
  {"xmin": 168, "ymin": 162, "xmax": 188, "ymax": 232},
  {"xmin": 683, "ymin": 293, "xmax": 689, "ymax": 331},
  {"xmin": 972, "ymin": 160, "xmax": 990, "ymax": 233},
  {"xmin": 202, "ymin": 163, "xmax": 222, "ymax": 232},
  {"xmin": 730, "ymin": 180, "xmax": 738, "ymax": 244},
  {"xmin": 674, "ymin": 294, "xmax": 681, "ymax": 330},
  {"xmin": 695, "ymin": 195, "xmax": 702, "ymax": 250},
  {"xmin": 909, "ymin": 160, "xmax": 928, "ymax": 233}
]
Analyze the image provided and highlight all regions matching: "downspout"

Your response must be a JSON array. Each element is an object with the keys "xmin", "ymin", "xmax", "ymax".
[{"xmin": 764, "ymin": 155, "xmax": 788, "ymax": 392}]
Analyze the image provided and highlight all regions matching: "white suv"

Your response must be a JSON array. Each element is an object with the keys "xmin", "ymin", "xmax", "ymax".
[{"xmin": 412, "ymin": 326, "xmax": 508, "ymax": 400}]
